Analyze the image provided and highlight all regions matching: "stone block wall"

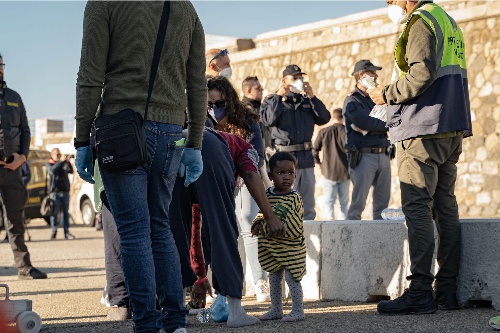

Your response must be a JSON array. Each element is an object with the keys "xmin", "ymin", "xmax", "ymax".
[{"xmin": 228, "ymin": 0, "xmax": 500, "ymax": 218}]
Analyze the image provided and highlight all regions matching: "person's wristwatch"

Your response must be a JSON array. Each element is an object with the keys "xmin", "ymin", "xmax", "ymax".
[{"xmin": 74, "ymin": 138, "xmax": 90, "ymax": 149}]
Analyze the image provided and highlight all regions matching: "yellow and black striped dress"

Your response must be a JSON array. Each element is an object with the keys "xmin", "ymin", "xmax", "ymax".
[{"xmin": 253, "ymin": 188, "xmax": 306, "ymax": 281}]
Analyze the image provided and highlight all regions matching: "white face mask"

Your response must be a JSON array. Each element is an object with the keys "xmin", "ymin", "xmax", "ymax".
[
  {"xmin": 219, "ymin": 67, "xmax": 232, "ymax": 79},
  {"xmin": 388, "ymin": 3, "xmax": 408, "ymax": 25},
  {"xmin": 290, "ymin": 79, "xmax": 303, "ymax": 94}
]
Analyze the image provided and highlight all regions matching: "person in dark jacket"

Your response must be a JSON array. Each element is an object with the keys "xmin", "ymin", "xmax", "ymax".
[
  {"xmin": 343, "ymin": 60, "xmax": 391, "ymax": 220},
  {"xmin": 0, "ymin": 52, "xmax": 47, "ymax": 280},
  {"xmin": 260, "ymin": 64, "xmax": 331, "ymax": 220},
  {"xmin": 47, "ymin": 148, "xmax": 74, "ymax": 240},
  {"xmin": 242, "ymin": 76, "xmax": 273, "ymax": 181},
  {"xmin": 313, "ymin": 108, "xmax": 349, "ymax": 220}
]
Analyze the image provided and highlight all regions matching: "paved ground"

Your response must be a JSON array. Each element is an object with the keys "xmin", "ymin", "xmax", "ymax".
[{"xmin": 1, "ymin": 219, "xmax": 498, "ymax": 333}]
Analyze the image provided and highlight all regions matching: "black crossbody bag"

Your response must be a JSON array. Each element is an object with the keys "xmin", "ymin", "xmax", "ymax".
[{"xmin": 94, "ymin": 1, "xmax": 170, "ymax": 173}]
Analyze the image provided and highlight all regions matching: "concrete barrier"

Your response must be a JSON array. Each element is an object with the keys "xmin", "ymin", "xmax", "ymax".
[
  {"xmin": 241, "ymin": 219, "xmax": 500, "ymax": 310},
  {"xmin": 458, "ymin": 219, "xmax": 500, "ymax": 309}
]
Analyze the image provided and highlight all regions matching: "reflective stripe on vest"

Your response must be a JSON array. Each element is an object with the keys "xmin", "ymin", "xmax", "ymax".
[{"xmin": 394, "ymin": 2, "xmax": 467, "ymax": 80}]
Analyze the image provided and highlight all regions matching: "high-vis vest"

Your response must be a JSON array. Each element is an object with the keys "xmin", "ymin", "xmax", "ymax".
[{"xmin": 387, "ymin": 2, "xmax": 472, "ymax": 143}]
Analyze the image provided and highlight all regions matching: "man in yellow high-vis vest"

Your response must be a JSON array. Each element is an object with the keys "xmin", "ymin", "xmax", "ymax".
[{"xmin": 368, "ymin": 0, "xmax": 472, "ymax": 315}]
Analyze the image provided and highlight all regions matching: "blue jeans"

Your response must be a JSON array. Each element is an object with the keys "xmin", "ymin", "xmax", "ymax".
[
  {"xmin": 50, "ymin": 191, "xmax": 70, "ymax": 234},
  {"xmin": 101, "ymin": 122, "xmax": 187, "ymax": 333},
  {"xmin": 322, "ymin": 179, "xmax": 349, "ymax": 220}
]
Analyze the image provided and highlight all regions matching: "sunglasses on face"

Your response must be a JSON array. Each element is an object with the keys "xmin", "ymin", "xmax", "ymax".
[
  {"xmin": 208, "ymin": 100, "xmax": 226, "ymax": 108},
  {"xmin": 209, "ymin": 49, "xmax": 229, "ymax": 64}
]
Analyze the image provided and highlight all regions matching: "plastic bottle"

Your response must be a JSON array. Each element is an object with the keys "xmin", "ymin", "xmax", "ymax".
[
  {"xmin": 381, "ymin": 208, "xmax": 405, "ymax": 220},
  {"xmin": 197, "ymin": 308, "xmax": 211, "ymax": 323}
]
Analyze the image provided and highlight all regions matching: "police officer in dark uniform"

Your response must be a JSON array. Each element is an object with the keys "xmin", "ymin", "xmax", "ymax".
[
  {"xmin": 343, "ymin": 60, "xmax": 391, "ymax": 220},
  {"xmin": 0, "ymin": 52, "xmax": 47, "ymax": 279},
  {"xmin": 260, "ymin": 64, "xmax": 331, "ymax": 220}
]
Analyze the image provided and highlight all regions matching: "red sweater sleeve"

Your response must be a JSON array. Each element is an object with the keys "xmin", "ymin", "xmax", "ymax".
[
  {"xmin": 189, "ymin": 204, "xmax": 206, "ymax": 277},
  {"xmin": 217, "ymin": 131, "xmax": 258, "ymax": 177}
]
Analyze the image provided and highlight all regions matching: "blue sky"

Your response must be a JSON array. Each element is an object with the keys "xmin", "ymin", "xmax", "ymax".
[{"xmin": 0, "ymin": 1, "xmax": 386, "ymax": 126}]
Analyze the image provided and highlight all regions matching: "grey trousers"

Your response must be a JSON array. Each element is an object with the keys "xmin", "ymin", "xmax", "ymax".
[
  {"xmin": 294, "ymin": 167, "xmax": 316, "ymax": 220},
  {"xmin": 347, "ymin": 153, "xmax": 391, "ymax": 220},
  {"xmin": 102, "ymin": 203, "xmax": 129, "ymax": 308}
]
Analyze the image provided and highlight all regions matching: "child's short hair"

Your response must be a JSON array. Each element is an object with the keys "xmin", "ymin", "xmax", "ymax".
[{"xmin": 269, "ymin": 152, "xmax": 297, "ymax": 172}]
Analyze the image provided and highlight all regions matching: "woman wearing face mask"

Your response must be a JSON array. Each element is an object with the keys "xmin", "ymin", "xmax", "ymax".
[
  {"xmin": 206, "ymin": 75, "xmax": 272, "ymax": 302},
  {"xmin": 207, "ymin": 76, "xmax": 261, "ymax": 144}
]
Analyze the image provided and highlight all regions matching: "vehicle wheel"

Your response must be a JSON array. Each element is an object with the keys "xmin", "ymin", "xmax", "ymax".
[
  {"xmin": 16, "ymin": 311, "xmax": 42, "ymax": 333},
  {"xmin": 81, "ymin": 198, "xmax": 96, "ymax": 227}
]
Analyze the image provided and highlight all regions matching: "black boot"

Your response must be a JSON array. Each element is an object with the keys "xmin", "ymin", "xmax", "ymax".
[
  {"xmin": 377, "ymin": 287, "xmax": 437, "ymax": 315},
  {"xmin": 433, "ymin": 290, "xmax": 459, "ymax": 310}
]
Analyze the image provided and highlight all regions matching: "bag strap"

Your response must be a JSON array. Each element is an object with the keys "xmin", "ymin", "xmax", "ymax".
[
  {"xmin": 98, "ymin": 1, "xmax": 171, "ymax": 119},
  {"xmin": 144, "ymin": 1, "xmax": 171, "ymax": 122}
]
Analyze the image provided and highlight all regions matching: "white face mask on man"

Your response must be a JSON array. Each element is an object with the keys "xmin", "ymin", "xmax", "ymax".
[
  {"xmin": 388, "ymin": 1, "xmax": 409, "ymax": 25},
  {"xmin": 290, "ymin": 79, "xmax": 304, "ymax": 94},
  {"xmin": 217, "ymin": 66, "xmax": 233, "ymax": 79}
]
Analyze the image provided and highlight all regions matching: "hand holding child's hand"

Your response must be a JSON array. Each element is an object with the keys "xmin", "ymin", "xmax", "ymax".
[{"xmin": 266, "ymin": 213, "xmax": 285, "ymax": 237}]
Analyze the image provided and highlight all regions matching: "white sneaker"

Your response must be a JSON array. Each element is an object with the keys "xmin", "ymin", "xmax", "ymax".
[
  {"xmin": 100, "ymin": 288, "xmax": 111, "ymax": 307},
  {"xmin": 255, "ymin": 279, "xmax": 270, "ymax": 303},
  {"xmin": 173, "ymin": 329, "xmax": 187, "ymax": 333},
  {"xmin": 161, "ymin": 329, "xmax": 187, "ymax": 333}
]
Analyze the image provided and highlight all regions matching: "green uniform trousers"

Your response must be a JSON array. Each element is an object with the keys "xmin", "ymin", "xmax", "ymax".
[{"xmin": 397, "ymin": 134, "xmax": 462, "ymax": 293}]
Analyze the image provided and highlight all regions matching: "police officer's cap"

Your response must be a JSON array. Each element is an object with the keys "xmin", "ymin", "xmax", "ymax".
[
  {"xmin": 283, "ymin": 64, "xmax": 306, "ymax": 78},
  {"xmin": 351, "ymin": 60, "xmax": 382, "ymax": 76}
]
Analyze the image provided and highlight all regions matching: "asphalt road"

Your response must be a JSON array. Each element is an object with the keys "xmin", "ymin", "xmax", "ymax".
[{"xmin": 0, "ymin": 219, "xmax": 498, "ymax": 333}]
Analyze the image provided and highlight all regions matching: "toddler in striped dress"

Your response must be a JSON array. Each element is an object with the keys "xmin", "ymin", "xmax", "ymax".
[{"xmin": 252, "ymin": 151, "xmax": 306, "ymax": 322}]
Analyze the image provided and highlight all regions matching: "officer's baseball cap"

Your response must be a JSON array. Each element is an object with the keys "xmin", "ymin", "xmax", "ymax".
[
  {"xmin": 351, "ymin": 60, "xmax": 382, "ymax": 76},
  {"xmin": 283, "ymin": 64, "xmax": 306, "ymax": 78}
]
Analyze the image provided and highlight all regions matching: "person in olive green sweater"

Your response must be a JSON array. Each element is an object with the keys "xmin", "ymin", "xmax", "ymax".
[{"xmin": 75, "ymin": 2, "xmax": 207, "ymax": 333}]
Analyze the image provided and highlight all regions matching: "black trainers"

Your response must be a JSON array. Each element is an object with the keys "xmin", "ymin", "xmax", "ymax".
[
  {"xmin": 377, "ymin": 287, "xmax": 437, "ymax": 315},
  {"xmin": 50, "ymin": 232, "xmax": 57, "ymax": 240},
  {"xmin": 18, "ymin": 266, "xmax": 48, "ymax": 280},
  {"xmin": 433, "ymin": 290, "xmax": 460, "ymax": 310},
  {"xmin": 65, "ymin": 233, "xmax": 76, "ymax": 240}
]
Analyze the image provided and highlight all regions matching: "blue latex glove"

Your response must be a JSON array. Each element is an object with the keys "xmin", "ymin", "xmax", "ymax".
[
  {"xmin": 76, "ymin": 146, "xmax": 95, "ymax": 184},
  {"xmin": 179, "ymin": 148, "xmax": 203, "ymax": 187}
]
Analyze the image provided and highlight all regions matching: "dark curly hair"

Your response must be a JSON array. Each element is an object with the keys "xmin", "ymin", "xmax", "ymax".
[
  {"xmin": 207, "ymin": 76, "xmax": 259, "ymax": 140},
  {"xmin": 269, "ymin": 152, "xmax": 297, "ymax": 172}
]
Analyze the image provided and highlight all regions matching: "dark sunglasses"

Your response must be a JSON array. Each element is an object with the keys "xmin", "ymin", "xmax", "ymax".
[
  {"xmin": 209, "ymin": 49, "xmax": 229, "ymax": 64},
  {"xmin": 208, "ymin": 100, "xmax": 226, "ymax": 108}
]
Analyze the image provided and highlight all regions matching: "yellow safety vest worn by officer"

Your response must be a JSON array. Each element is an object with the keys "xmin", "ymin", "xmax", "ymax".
[{"xmin": 386, "ymin": 2, "xmax": 472, "ymax": 143}]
